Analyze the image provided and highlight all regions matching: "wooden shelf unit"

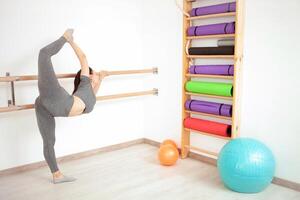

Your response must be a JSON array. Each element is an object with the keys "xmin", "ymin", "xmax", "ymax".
[{"xmin": 181, "ymin": 0, "xmax": 244, "ymax": 158}]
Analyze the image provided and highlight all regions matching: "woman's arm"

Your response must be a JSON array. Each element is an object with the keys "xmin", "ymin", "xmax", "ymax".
[
  {"xmin": 68, "ymin": 41, "xmax": 90, "ymax": 77},
  {"xmin": 62, "ymin": 29, "xmax": 108, "ymax": 95},
  {"xmin": 91, "ymin": 77, "xmax": 101, "ymax": 95},
  {"xmin": 63, "ymin": 29, "xmax": 89, "ymax": 77}
]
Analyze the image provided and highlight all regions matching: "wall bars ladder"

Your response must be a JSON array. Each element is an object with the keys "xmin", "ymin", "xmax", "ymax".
[{"xmin": 181, "ymin": 0, "xmax": 244, "ymax": 158}]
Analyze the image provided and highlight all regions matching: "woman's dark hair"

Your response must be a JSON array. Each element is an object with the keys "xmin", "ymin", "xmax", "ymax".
[{"xmin": 72, "ymin": 67, "xmax": 93, "ymax": 94}]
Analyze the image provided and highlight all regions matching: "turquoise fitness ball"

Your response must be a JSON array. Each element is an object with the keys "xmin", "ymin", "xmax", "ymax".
[{"xmin": 217, "ymin": 138, "xmax": 275, "ymax": 193}]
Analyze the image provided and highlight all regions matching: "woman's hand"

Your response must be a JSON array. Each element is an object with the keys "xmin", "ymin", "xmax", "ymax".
[
  {"xmin": 98, "ymin": 70, "xmax": 109, "ymax": 80},
  {"xmin": 63, "ymin": 29, "xmax": 74, "ymax": 43},
  {"xmin": 90, "ymin": 71, "xmax": 107, "ymax": 95}
]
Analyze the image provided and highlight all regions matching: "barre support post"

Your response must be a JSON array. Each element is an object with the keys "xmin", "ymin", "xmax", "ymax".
[{"xmin": 6, "ymin": 72, "xmax": 16, "ymax": 106}]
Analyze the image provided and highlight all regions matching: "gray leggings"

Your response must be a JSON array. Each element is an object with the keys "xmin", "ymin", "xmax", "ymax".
[{"xmin": 35, "ymin": 37, "xmax": 74, "ymax": 173}]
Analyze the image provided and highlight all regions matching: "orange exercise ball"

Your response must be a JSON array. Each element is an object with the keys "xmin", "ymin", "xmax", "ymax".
[
  {"xmin": 161, "ymin": 139, "xmax": 178, "ymax": 149},
  {"xmin": 158, "ymin": 144, "xmax": 179, "ymax": 166}
]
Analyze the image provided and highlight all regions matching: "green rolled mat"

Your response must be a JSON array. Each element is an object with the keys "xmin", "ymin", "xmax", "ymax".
[{"xmin": 185, "ymin": 81, "xmax": 233, "ymax": 97}]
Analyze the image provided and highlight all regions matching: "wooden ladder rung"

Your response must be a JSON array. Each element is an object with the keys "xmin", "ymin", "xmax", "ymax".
[
  {"xmin": 185, "ymin": 145, "xmax": 219, "ymax": 157},
  {"xmin": 187, "ymin": 55, "xmax": 234, "ymax": 59},
  {"xmin": 187, "ymin": 12, "xmax": 236, "ymax": 20},
  {"xmin": 185, "ymin": 110, "xmax": 232, "ymax": 120},
  {"xmin": 185, "ymin": 92, "xmax": 233, "ymax": 100},
  {"xmin": 186, "ymin": 74, "xmax": 234, "ymax": 79},
  {"xmin": 187, "ymin": 34, "xmax": 235, "ymax": 40},
  {"xmin": 185, "ymin": 128, "xmax": 231, "ymax": 140}
]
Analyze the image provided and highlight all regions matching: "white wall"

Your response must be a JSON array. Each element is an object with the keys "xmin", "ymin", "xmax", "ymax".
[
  {"xmin": 0, "ymin": 0, "xmax": 148, "ymax": 170},
  {"xmin": 241, "ymin": 0, "xmax": 300, "ymax": 184},
  {"xmin": 142, "ymin": 0, "xmax": 300, "ymax": 183},
  {"xmin": 1, "ymin": 0, "xmax": 299, "ymax": 184}
]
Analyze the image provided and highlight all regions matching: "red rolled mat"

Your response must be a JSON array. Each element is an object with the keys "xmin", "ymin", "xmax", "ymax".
[{"xmin": 184, "ymin": 117, "xmax": 231, "ymax": 137}]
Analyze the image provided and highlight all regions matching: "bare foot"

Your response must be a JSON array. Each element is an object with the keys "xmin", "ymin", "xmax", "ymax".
[
  {"xmin": 98, "ymin": 70, "xmax": 109, "ymax": 80},
  {"xmin": 63, "ymin": 29, "xmax": 74, "ymax": 43},
  {"xmin": 53, "ymin": 170, "xmax": 64, "ymax": 179}
]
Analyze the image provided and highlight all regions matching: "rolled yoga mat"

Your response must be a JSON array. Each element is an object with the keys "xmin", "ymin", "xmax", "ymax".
[
  {"xmin": 185, "ymin": 100, "xmax": 232, "ymax": 117},
  {"xmin": 187, "ymin": 22, "xmax": 235, "ymax": 36},
  {"xmin": 188, "ymin": 46, "xmax": 234, "ymax": 55},
  {"xmin": 189, "ymin": 65, "xmax": 234, "ymax": 76},
  {"xmin": 185, "ymin": 81, "xmax": 233, "ymax": 97},
  {"xmin": 218, "ymin": 39, "xmax": 235, "ymax": 46},
  {"xmin": 190, "ymin": 2, "xmax": 236, "ymax": 17},
  {"xmin": 184, "ymin": 117, "xmax": 231, "ymax": 137}
]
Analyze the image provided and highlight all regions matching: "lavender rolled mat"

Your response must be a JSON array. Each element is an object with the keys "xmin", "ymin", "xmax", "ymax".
[
  {"xmin": 185, "ymin": 100, "xmax": 232, "ymax": 117},
  {"xmin": 188, "ymin": 22, "xmax": 235, "ymax": 36},
  {"xmin": 218, "ymin": 39, "xmax": 235, "ymax": 47},
  {"xmin": 190, "ymin": 2, "xmax": 236, "ymax": 17},
  {"xmin": 189, "ymin": 65, "xmax": 234, "ymax": 76}
]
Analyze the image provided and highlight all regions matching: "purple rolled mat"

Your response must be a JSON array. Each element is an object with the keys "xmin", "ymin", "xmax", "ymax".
[
  {"xmin": 189, "ymin": 65, "xmax": 234, "ymax": 76},
  {"xmin": 190, "ymin": 2, "xmax": 236, "ymax": 17},
  {"xmin": 188, "ymin": 22, "xmax": 235, "ymax": 36},
  {"xmin": 185, "ymin": 100, "xmax": 232, "ymax": 117}
]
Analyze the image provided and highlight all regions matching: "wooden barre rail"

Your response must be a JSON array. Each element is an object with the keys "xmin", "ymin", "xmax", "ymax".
[
  {"xmin": 96, "ymin": 89, "xmax": 157, "ymax": 101},
  {"xmin": 0, "ymin": 89, "xmax": 158, "ymax": 113},
  {"xmin": 0, "ymin": 68, "xmax": 158, "ymax": 82}
]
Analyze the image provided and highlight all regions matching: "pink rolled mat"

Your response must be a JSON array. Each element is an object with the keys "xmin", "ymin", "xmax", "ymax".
[
  {"xmin": 187, "ymin": 22, "xmax": 235, "ymax": 36},
  {"xmin": 184, "ymin": 117, "xmax": 231, "ymax": 137},
  {"xmin": 190, "ymin": 2, "xmax": 236, "ymax": 17}
]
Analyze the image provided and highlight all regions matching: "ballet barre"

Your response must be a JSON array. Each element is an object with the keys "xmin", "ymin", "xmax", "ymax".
[
  {"xmin": 0, "ymin": 67, "xmax": 158, "ymax": 82},
  {"xmin": 0, "ymin": 67, "xmax": 158, "ymax": 113},
  {"xmin": 0, "ymin": 89, "xmax": 158, "ymax": 113}
]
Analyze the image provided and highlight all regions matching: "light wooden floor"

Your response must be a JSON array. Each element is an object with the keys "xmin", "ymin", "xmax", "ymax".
[{"xmin": 0, "ymin": 144, "xmax": 299, "ymax": 200}]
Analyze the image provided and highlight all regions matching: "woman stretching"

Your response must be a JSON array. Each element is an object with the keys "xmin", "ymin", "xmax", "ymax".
[{"xmin": 35, "ymin": 29, "xmax": 106, "ymax": 184}]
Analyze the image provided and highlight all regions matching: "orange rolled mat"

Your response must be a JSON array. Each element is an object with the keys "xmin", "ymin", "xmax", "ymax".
[{"xmin": 184, "ymin": 117, "xmax": 231, "ymax": 137}]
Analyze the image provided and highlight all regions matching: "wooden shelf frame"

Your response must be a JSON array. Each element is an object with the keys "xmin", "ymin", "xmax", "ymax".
[{"xmin": 181, "ymin": 0, "xmax": 244, "ymax": 158}]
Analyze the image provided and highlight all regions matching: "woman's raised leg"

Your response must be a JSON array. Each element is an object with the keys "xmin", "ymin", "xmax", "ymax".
[{"xmin": 37, "ymin": 36, "xmax": 67, "ymax": 98}]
